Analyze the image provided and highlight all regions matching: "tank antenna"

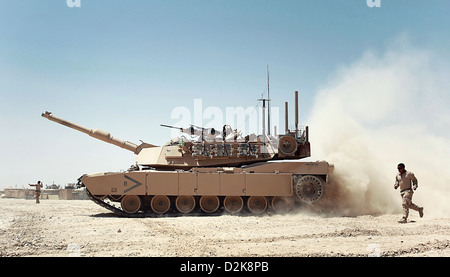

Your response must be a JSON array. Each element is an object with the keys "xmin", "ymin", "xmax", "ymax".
[
  {"xmin": 258, "ymin": 95, "xmax": 269, "ymax": 153},
  {"xmin": 295, "ymin": 90, "xmax": 299, "ymax": 135},
  {"xmin": 267, "ymin": 64, "xmax": 271, "ymax": 136}
]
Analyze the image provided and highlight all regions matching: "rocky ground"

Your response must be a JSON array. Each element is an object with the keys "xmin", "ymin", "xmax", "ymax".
[{"xmin": 0, "ymin": 198, "xmax": 449, "ymax": 257}]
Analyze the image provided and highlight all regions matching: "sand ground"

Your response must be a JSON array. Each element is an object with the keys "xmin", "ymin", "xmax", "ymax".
[{"xmin": 0, "ymin": 198, "xmax": 449, "ymax": 257}]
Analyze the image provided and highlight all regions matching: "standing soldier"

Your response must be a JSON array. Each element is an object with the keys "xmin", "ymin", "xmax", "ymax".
[
  {"xmin": 29, "ymin": 181, "xmax": 43, "ymax": 204},
  {"xmin": 394, "ymin": 163, "xmax": 424, "ymax": 223}
]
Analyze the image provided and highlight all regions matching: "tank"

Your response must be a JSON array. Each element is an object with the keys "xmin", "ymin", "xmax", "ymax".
[{"xmin": 41, "ymin": 91, "xmax": 333, "ymax": 216}]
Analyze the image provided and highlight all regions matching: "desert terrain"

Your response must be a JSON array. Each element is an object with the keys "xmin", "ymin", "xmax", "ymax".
[{"xmin": 0, "ymin": 198, "xmax": 449, "ymax": 258}]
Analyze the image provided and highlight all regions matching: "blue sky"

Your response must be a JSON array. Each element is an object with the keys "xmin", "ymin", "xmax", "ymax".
[{"xmin": 1, "ymin": 0, "xmax": 449, "ymax": 188}]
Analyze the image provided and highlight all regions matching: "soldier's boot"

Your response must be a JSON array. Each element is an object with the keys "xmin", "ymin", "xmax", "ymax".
[
  {"xmin": 397, "ymin": 217, "xmax": 407, "ymax": 224},
  {"xmin": 419, "ymin": 207, "xmax": 424, "ymax": 218}
]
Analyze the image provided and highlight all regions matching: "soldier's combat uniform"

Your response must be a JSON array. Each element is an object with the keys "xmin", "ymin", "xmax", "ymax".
[
  {"xmin": 29, "ymin": 181, "xmax": 43, "ymax": 204},
  {"xmin": 394, "ymin": 170, "xmax": 423, "ymax": 223}
]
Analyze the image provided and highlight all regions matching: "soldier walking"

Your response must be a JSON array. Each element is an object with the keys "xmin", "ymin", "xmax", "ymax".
[
  {"xmin": 394, "ymin": 163, "xmax": 424, "ymax": 223},
  {"xmin": 29, "ymin": 181, "xmax": 43, "ymax": 204}
]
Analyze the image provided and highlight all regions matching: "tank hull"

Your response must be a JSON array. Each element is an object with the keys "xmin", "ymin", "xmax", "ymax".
[{"xmin": 81, "ymin": 161, "xmax": 333, "ymax": 216}]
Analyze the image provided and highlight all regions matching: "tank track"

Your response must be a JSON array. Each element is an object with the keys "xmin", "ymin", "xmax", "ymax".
[
  {"xmin": 85, "ymin": 189, "xmax": 229, "ymax": 218},
  {"xmin": 81, "ymin": 176, "xmax": 227, "ymax": 217},
  {"xmin": 85, "ymin": 190, "xmax": 301, "ymax": 218},
  {"xmin": 86, "ymin": 189, "xmax": 159, "ymax": 218}
]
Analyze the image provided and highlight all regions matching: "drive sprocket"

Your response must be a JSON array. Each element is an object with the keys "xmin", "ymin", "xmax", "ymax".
[{"xmin": 294, "ymin": 175, "xmax": 324, "ymax": 203}]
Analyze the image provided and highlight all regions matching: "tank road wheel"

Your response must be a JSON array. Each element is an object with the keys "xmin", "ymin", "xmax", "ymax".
[
  {"xmin": 93, "ymin": 195, "xmax": 107, "ymax": 200},
  {"xmin": 175, "ymin": 195, "xmax": 196, "ymax": 214},
  {"xmin": 223, "ymin": 196, "xmax": 244, "ymax": 214},
  {"xmin": 271, "ymin": 196, "xmax": 294, "ymax": 213},
  {"xmin": 121, "ymin": 195, "xmax": 141, "ymax": 214},
  {"xmin": 151, "ymin": 195, "xmax": 171, "ymax": 214},
  {"xmin": 199, "ymin": 196, "xmax": 220, "ymax": 213},
  {"xmin": 247, "ymin": 196, "xmax": 268, "ymax": 214},
  {"xmin": 295, "ymin": 175, "xmax": 324, "ymax": 203}
]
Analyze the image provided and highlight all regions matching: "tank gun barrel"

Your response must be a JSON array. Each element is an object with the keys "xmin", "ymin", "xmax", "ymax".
[
  {"xmin": 42, "ymin": 111, "xmax": 142, "ymax": 154},
  {"xmin": 160, "ymin": 124, "xmax": 183, "ymax": 131},
  {"xmin": 161, "ymin": 124, "xmax": 220, "ymax": 137},
  {"xmin": 161, "ymin": 124, "xmax": 198, "ymax": 136}
]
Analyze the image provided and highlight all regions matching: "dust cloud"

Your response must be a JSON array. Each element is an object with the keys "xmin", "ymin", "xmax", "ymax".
[{"xmin": 307, "ymin": 37, "xmax": 450, "ymax": 218}]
